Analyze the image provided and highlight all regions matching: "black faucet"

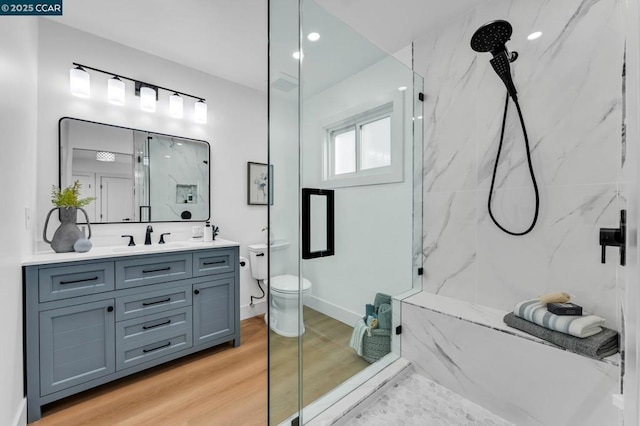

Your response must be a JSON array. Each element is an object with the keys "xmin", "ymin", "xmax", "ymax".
[
  {"xmin": 145, "ymin": 225, "xmax": 153, "ymax": 245},
  {"xmin": 600, "ymin": 210, "xmax": 626, "ymax": 266}
]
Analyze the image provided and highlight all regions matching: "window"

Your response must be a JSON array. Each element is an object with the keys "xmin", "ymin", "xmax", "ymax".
[{"xmin": 324, "ymin": 102, "xmax": 402, "ymax": 187}]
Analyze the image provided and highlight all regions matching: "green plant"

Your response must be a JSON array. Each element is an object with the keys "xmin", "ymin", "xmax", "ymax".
[{"xmin": 51, "ymin": 180, "xmax": 96, "ymax": 208}]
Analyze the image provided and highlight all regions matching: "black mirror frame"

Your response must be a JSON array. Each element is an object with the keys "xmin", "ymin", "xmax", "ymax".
[
  {"xmin": 58, "ymin": 117, "xmax": 211, "ymax": 224},
  {"xmin": 302, "ymin": 188, "xmax": 335, "ymax": 259}
]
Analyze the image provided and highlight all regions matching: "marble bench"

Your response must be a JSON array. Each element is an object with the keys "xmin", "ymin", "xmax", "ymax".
[{"xmin": 401, "ymin": 292, "xmax": 620, "ymax": 426}]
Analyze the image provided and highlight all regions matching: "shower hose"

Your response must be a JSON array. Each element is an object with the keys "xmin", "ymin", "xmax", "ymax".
[{"xmin": 487, "ymin": 93, "xmax": 540, "ymax": 236}]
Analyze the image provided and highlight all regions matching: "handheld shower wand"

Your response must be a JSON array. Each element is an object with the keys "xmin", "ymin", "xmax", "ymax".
[{"xmin": 471, "ymin": 20, "xmax": 540, "ymax": 236}]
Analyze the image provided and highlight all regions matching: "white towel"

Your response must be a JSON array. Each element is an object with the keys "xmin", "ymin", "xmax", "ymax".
[
  {"xmin": 514, "ymin": 299, "xmax": 605, "ymax": 338},
  {"xmin": 349, "ymin": 319, "xmax": 370, "ymax": 356}
]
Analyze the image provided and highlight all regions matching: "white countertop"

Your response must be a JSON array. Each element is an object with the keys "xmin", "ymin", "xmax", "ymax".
[{"xmin": 22, "ymin": 238, "xmax": 240, "ymax": 266}]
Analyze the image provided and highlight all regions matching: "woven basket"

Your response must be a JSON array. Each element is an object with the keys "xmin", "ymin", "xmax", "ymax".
[{"xmin": 362, "ymin": 328, "xmax": 391, "ymax": 363}]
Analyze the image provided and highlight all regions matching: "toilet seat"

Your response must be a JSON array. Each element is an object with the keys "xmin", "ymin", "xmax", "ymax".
[{"xmin": 266, "ymin": 274, "xmax": 311, "ymax": 294}]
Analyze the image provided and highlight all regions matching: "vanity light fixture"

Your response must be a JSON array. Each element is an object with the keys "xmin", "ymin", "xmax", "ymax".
[
  {"xmin": 96, "ymin": 151, "xmax": 116, "ymax": 162},
  {"xmin": 69, "ymin": 65, "xmax": 90, "ymax": 98},
  {"xmin": 69, "ymin": 62, "xmax": 207, "ymax": 123},
  {"xmin": 140, "ymin": 86, "xmax": 157, "ymax": 112},
  {"xmin": 194, "ymin": 99, "xmax": 207, "ymax": 124},
  {"xmin": 107, "ymin": 76, "xmax": 125, "ymax": 106},
  {"xmin": 169, "ymin": 93, "xmax": 183, "ymax": 119}
]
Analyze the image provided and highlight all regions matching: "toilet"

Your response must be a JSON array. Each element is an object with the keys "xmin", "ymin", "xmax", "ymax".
[{"xmin": 248, "ymin": 241, "xmax": 312, "ymax": 337}]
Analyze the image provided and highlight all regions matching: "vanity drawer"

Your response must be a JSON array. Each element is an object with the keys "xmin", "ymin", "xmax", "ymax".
[
  {"xmin": 193, "ymin": 249, "xmax": 236, "ymax": 277},
  {"xmin": 115, "ymin": 253, "xmax": 192, "ymax": 289},
  {"xmin": 116, "ymin": 307, "xmax": 191, "ymax": 348},
  {"xmin": 115, "ymin": 285, "xmax": 192, "ymax": 321},
  {"xmin": 116, "ymin": 327, "xmax": 192, "ymax": 371},
  {"xmin": 38, "ymin": 261, "xmax": 115, "ymax": 302}
]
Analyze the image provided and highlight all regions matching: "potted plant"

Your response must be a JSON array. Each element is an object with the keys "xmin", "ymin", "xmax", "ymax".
[{"xmin": 43, "ymin": 180, "xmax": 95, "ymax": 253}]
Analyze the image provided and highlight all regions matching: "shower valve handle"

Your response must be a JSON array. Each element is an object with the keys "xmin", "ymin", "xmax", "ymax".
[{"xmin": 599, "ymin": 210, "xmax": 626, "ymax": 266}]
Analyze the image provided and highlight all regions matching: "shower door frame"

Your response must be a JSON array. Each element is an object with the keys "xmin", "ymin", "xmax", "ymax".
[{"xmin": 624, "ymin": 0, "xmax": 640, "ymax": 423}]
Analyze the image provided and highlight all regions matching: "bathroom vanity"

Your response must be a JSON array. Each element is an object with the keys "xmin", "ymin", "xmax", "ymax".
[{"xmin": 22, "ymin": 241, "xmax": 240, "ymax": 422}]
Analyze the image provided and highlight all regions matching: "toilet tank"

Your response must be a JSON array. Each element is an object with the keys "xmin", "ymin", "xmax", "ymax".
[{"xmin": 248, "ymin": 241, "xmax": 290, "ymax": 281}]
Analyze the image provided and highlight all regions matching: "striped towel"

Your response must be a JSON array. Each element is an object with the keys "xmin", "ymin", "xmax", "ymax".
[
  {"xmin": 514, "ymin": 299, "xmax": 605, "ymax": 338},
  {"xmin": 349, "ymin": 319, "xmax": 370, "ymax": 356}
]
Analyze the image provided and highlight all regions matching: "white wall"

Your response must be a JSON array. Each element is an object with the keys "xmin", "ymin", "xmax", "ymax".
[
  {"xmin": 0, "ymin": 17, "xmax": 38, "ymax": 426},
  {"xmin": 36, "ymin": 19, "xmax": 267, "ymax": 318},
  {"xmin": 301, "ymin": 56, "xmax": 415, "ymax": 324},
  {"xmin": 415, "ymin": 0, "xmax": 624, "ymax": 327}
]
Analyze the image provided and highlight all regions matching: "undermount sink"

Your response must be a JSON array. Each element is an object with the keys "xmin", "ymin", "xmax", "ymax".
[{"xmin": 112, "ymin": 242, "xmax": 186, "ymax": 253}]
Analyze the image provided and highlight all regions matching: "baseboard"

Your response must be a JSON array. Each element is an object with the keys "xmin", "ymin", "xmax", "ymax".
[
  {"xmin": 240, "ymin": 300, "xmax": 266, "ymax": 320},
  {"xmin": 12, "ymin": 398, "xmax": 26, "ymax": 426},
  {"xmin": 306, "ymin": 295, "xmax": 361, "ymax": 327}
]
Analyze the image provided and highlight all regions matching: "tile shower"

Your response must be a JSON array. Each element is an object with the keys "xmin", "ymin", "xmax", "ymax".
[{"xmin": 402, "ymin": 0, "xmax": 625, "ymax": 424}]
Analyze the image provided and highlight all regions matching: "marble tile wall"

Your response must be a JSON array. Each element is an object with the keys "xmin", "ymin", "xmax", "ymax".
[
  {"xmin": 414, "ymin": 0, "xmax": 625, "ymax": 330},
  {"xmin": 148, "ymin": 136, "xmax": 210, "ymax": 222}
]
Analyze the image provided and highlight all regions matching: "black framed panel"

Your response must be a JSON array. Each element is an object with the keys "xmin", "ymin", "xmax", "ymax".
[{"xmin": 302, "ymin": 188, "xmax": 335, "ymax": 259}]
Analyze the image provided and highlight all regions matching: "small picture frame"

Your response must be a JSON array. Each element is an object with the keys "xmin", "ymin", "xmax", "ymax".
[{"xmin": 247, "ymin": 162, "xmax": 273, "ymax": 205}]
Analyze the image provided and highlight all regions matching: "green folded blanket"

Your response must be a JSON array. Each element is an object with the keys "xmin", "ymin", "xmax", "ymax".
[
  {"xmin": 374, "ymin": 293, "xmax": 391, "ymax": 311},
  {"xmin": 378, "ymin": 303, "xmax": 392, "ymax": 330},
  {"xmin": 503, "ymin": 313, "xmax": 619, "ymax": 359}
]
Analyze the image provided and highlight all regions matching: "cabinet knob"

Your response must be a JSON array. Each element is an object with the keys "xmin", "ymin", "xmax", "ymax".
[
  {"xmin": 194, "ymin": 289, "xmax": 200, "ymax": 295},
  {"xmin": 107, "ymin": 306, "xmax": 114, "ymax": 312}
]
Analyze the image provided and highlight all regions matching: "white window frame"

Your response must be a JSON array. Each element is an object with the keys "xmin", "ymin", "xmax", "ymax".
[{"xmin": 322, "ymin": 100, "xmax": 404, "ymax": 188}]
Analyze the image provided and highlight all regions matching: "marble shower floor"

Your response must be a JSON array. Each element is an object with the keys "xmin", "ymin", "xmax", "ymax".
[{"xmin": 344, "ymin": 372, "xmax": 513, "ymax": 426}]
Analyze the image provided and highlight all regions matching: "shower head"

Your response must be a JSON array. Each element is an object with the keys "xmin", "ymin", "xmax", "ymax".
[
  {"xmin": 471, "ymin": 20, "xmax": 519, "ymax": 101},
  {"xmin": 470, "ymin": 20, "xmax": 513, "ymax": 55}
]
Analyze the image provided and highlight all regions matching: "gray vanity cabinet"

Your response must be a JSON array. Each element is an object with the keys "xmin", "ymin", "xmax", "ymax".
[
  {"xmin": 39, "ymin": 299, "xmax": 116, "ymax": 396},
  {"xmin": 193, "ymin": 277, "xmax": 235, "ymax": 346},
  {"xmin": 24, "ymin": 246, "xmax": 240, "ymax": 423}
]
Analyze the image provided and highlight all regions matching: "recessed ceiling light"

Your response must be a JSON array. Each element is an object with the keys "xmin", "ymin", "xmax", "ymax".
[
  {"xmin": 292, "ymin": 51, "xmax": 304, "ymax": 60},
  {"xmin": 307, "ymin": 32, "xmax": 320, "ymax": 42},
  {"xmin": 165, "ymin": 155, "xmax": 171, "ymax": 158},
  {"xmin": 527, "ymin": 31, "xmax": 542, "ymax": 40},
  {"xmin": 398, "ymin": 86, "xmax": 407, "ymax": 91}
]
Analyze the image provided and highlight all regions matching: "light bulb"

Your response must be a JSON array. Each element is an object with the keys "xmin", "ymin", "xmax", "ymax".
[
  {"xmin": 194, "ymin": 100, "xmax": 207, "ymax": 124},
  {"xmin": 140, "ymin": 86, "xmax": 156, "ymax": 112},
  {"xmin": 169, "ymin": 93, "xmax": 183, "ymax": 119},
  {"xmin": 69, "ymin": 66, "xmax": 90, "ymax": 98},
  {"xmin": 107, "ymin": 76, "xmax": 125, "ymax": 106}
]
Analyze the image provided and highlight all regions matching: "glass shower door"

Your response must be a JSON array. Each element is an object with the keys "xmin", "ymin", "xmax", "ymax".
[
  {"xmin": 268, "ymin": 0, "xmax": 423, "ymax": 423},
  {"xmin": 298, "ymin": 0, "xmax": 421, "ymax": 421}
]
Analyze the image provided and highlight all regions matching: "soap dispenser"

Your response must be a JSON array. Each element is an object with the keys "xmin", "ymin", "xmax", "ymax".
[{"xmin": 203, "ymin": 221, "xmax": 213, "ymax": 242}]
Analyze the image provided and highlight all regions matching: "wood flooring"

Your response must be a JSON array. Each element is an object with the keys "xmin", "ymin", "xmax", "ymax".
[{"xmin": 32, "ymin": 307, "xmax": 369, "ymax": 426}]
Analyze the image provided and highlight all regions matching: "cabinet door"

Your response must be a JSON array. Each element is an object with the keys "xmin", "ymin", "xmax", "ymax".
[
  {"xmin": 193, "ymin": 277, "xmax": 235, "ymax": 346},
  {"xmin": 39, "ymin": 300, "xmax": 115, "ymax": 395}
]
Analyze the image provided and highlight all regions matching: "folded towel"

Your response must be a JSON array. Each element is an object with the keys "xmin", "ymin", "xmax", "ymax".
[
  {"xmin": 374, "ymin": 293, "xmax": 392, "ymax": 312},
  {"xmin": 377, "ymin": 303, "xmax": 392, "ymax": 330},
  {"xmin": 514, "ymin": 299, "xmax": 605, "ymax": 338},
  {"xmin": 365, "ymin": 304, "xmax": 376, "ymax": 317},
  {"xmin": 504, "ymin": 313, "xmax": 619, "ymax": 359},
  {"xmin": 349, "ymin": 319, "xmax": 369, "ymax": 356}
]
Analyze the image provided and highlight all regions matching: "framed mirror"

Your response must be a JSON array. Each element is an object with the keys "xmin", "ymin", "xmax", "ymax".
[
  {"xmin": 302, "ymin": 188, "xmax": 335, "ymax": 259},
  {"xmin": 59, "ymin": 117, "xmax": 210, "ymax": 223}
]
